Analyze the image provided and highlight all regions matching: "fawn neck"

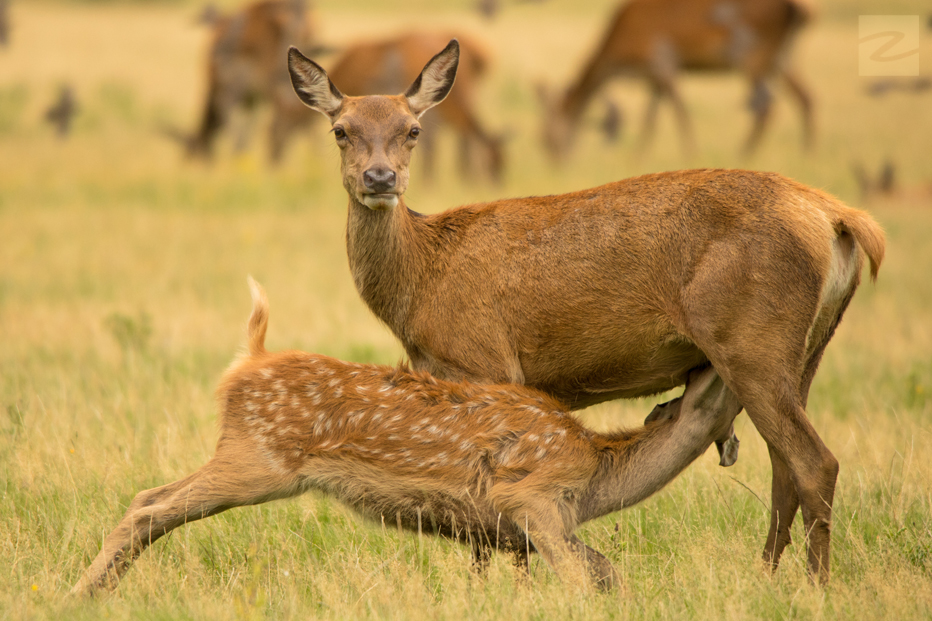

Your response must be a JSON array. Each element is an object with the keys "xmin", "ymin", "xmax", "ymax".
[
  {"xmin": 576, "ymin": 430, "xmax": 708, "ymax": 524},
  {"xmin": 576, "ymin": 369, "xmax": 741, "ymax": 524}
]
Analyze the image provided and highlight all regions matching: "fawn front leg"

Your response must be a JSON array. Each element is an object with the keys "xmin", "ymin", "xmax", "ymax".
[{"xmin": 513, "ymin": 502, "xmax": 619, "ymax": 591}]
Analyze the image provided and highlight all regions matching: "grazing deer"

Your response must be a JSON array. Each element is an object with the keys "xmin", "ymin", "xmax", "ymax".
[
  {"xmin": 44, "ymin": 85, "xmax": 78, "ymax": 139},
  {"xmin": 180, "ymin": 0, "xmax": 316, "ymax": 160},
  {"xmin": 273, "ymin": 31, "xmax": 503, "ymax": 181},
  {"xmin": 539, "ymin": 0, "xmax": 815, "ymax": 158},
  {"xmin": 852, "ymin": 159, "xmax": 932, "ymax": 205},
  {"xmin": 0, "ymin": 0, "xmax": 9, "ymax": 48},
  {"xmin": 287, "ymin": 40, "xmax": 885, "ymax": 584},
  {"xmin": 71, "ymin": 278, "xmax": 742, "ymax": 595}
]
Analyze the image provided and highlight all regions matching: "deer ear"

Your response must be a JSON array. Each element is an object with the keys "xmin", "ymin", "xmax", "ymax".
[
  {"xmin": 288, "ymin": 46, "xmax": 344, "ymax": 119},
  {"xmin": 405, "ymin": 40, "xmax": 459, "ymax": 118}
]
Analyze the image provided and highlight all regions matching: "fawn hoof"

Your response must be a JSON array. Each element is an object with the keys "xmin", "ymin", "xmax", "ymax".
[{"xmin": 716, "ymin": 433, "xmax": 740, "ymax": 467}]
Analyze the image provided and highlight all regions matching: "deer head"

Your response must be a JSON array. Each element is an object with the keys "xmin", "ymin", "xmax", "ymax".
[{"xmin": 288, "ymin": 40, "xmax": 459, "ymax": 210}]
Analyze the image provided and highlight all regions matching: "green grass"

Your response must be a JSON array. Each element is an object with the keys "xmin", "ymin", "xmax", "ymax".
[{"xmin": 2, "ymin": 0, "xmax": 932, "ymax": 618}]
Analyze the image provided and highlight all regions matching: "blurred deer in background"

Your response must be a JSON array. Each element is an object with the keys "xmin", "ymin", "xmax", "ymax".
[
  {"xmin": 539, "ymin": 0, "xmax": 815, "ymax": 159},
  {"xmin": 72, "ymin": 279, "xmax": 742, "ymax": 595},
  {"xmin": 172, "ymin": 0, "xmax": 317, "ymax": 160},
  {"xmin": 44, "ymin": 85, "xmax": 78, "ymax": 139},
  {"xmin": 853, "ymin": 159, "xmax": 932, "ymax": 205},
  {"xmin": 177, "ymin": 2, "xmax": 501, "ymax": 178},
  {"xmin": 0, "ymin": 0, "xmax": 10, "ymax": 48},
  {"xmin": 852, "ymin": 159, "xmax": 896, "ymax": 202},
  {"xmin": 273, "ymin": 31, "xmax": 504, "ymax": 182},
  {"xmin": 288, "ymin": 40, "xmax": 885, "ymax": 584}
]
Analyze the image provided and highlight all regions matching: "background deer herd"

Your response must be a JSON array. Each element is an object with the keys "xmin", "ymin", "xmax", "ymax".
[{"xmin": 1, "ymin": 0, "xmax": 931, "ymax": 619}]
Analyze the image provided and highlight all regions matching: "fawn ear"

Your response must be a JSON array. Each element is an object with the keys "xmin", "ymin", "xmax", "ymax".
[
  {"xmin": 288, "ymin": 46, "xmax": 344, "ymax": 119},
  {"xmin": 405, "ymin": 39, "xmax": 459, "ymax": 118}
]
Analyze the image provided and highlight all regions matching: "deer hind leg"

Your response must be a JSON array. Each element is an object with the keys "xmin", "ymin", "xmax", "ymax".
[
  {"xmin": 763, "ymin": 445, "xmax": 800, "ymax": 571},
  {"xmin": 743, "ymin": 78, "xmax": 774, "ymax": 155},
  {"xmin": 637, "ymin": 82, "xmax": 663, "ymax": 152},
  {"xmin": 705, "ymin": 359, "xmax": 837, "ymax": 584},
  {"xmin": 780, "ymin": 68, "xmax": 814, "ymax": 150},
  {"xmin": 759, "ymin": 273, "xmax": 859, "ymax": 577},
  {"xmin": 72, "ymin": 444, "xmax": 301, "ymax": 596},
  {"xmin": 664, "ymin": 81, "xmax": 695, "ymax": 156},
  {"xmin": 470, "ymin": 538, "xmax": 493, "ymax": 574}
]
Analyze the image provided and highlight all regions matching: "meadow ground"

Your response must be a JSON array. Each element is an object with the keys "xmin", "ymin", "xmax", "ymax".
[{"xmin": 1, "ymin": 0, "xmax": 931, "ymax": 618}]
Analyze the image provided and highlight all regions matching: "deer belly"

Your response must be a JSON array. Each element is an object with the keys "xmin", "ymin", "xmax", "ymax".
[{"xmin": 521, "ymin": 335, "xmax": 708, "ymax": 409}]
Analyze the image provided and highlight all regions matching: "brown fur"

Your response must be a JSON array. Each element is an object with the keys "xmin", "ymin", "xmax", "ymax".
[
  {"xmin": 71, "ymin": 279, "xmax": 741, "ymax": 595},
  {"xmin": 541, "ymin": 0, "xmax": 815, "ymax": 157},
  {"xmin": 287, "ymin": 41, "xmax": 885, "ymax": 584}
]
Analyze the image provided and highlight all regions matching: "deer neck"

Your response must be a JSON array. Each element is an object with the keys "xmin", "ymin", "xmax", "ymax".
[
  {"xmin": 345, "ymin": 196, "xmax": 430, "ymax": 332},
  {"xmin": 576, "ymin": 425, "xmax": 716, "ymax": 525}
]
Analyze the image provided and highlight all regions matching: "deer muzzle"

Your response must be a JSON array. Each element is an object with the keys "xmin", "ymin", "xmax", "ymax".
[{"xmin": 361, "ymin": 167, "xmax": 399, "ymax": 210}]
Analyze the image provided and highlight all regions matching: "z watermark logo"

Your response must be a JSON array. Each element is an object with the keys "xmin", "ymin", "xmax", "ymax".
[{"xmin": 859, "ymin": 16, "xmax": 921, "ymax": 76}]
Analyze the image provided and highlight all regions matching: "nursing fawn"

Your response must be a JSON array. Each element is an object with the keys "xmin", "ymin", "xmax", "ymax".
[{"xmin": 72, "ymin": 279, "xmax": 740, "ymax": 595}]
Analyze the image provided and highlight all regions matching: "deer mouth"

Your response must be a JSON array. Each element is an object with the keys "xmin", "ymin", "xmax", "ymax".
[{"xmin": 360, "ymin": 193, "xmax": 399, "ymax": 210}]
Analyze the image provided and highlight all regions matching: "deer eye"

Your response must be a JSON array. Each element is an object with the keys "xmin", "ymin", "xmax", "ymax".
[
  {"xmin": 408, "ymin": 127, "xmax": 420, "ymax": 139},
  {"xmin": 333, "ymin": 127, "xmax": 346, "ymax": 139}
]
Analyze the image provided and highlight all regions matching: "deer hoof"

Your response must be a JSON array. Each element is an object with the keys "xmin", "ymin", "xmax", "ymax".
[{"xmin": 716, "ymin": 433, "xmax": 740, "ymax": 467}]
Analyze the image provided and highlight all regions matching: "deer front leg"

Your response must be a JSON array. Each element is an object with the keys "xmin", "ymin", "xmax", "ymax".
[
  {"xmin": 743, "ymin": 78, "xmax": 774, "ymax": 155},
  {"xmin": 523, "ymin": 522, "xmax": 619, "ymax": 591},
  {"xmin": 506, "ymin": 501, "xmax": 618, "ymax": 591}
]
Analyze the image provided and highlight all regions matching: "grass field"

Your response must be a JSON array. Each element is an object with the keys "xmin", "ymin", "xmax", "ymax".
[{"xmin": 1, "ymin": 0, "xmax": 931, "ymax": 618}]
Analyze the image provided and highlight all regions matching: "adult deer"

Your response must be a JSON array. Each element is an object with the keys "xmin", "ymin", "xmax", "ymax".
[
  {"xmin": 72, "ymin": 279, "xmax": 741, "ymax": 595},
  {"xmin": 0, "ymin": 0, "xmax": 9, "ymax": 48},
  {"xmin": 287, "ymin": 40, "xmax": 885, "ymax": 584},
  {"xmin": 272, "ymin": 31, "xmax": 503, "ymax": 181},
  {"xmin": 180, "ymin": 0, "xmax": 316, "ymax": 160},
  {"xmin": 539, "ymin": 0, "xmax": 815, "ymax": 158}
]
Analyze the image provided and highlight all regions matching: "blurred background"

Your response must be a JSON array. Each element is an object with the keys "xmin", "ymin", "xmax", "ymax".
[{"xmin": 1, "ymin": 0, "xmax": 931, "ymax": 617}]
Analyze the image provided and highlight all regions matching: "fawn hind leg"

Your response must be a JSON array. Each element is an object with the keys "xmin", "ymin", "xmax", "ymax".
[{"xmin": 72, "ymin": 441, "xmax": 303, "ymax": 596}]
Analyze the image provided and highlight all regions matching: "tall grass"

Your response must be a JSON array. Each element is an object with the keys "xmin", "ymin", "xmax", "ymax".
[{"xmin": 1, "ymin": 1, "xmax": 931, "ymax": 618}]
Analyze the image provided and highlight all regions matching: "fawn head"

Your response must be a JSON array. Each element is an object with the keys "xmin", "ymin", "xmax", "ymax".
[{"xmin": 288, "ymin": 40, "xmax": 459, "ymax": 210}]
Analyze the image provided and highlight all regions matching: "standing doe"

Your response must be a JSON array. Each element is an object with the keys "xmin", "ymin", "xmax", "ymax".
[
  {"xmin": 539, "ymin": 0, "xmax": 815, "ymax": 158},
  {"xmin": 287, "ymin": 40, "xmax": 885, "ymax": 584},
  {"xmin": 72, "ymin": 279, "xmax": 741, "ymax": 595}
]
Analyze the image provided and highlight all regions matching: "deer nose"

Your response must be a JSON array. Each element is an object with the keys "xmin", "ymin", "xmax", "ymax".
[{"xmin": 363, "ymin": 168, "xmax": 396, "ymax": 193}]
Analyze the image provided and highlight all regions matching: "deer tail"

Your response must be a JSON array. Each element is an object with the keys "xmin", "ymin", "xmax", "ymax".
[
  {"xmin": 837, "ymin": 208, "xmax": 885, "ymax": 282},
  {"xmin": 246, "ymin": 276, "xmax": 269, "ymax": 356}
]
